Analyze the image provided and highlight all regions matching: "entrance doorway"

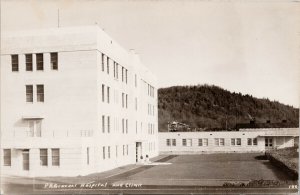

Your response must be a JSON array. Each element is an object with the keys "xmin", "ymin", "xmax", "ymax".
[
  {"xmin": 22, "ymin": 149, "xmax": 30, "ymax": 170},
  {"xmin": 265, "ymin": 138, "xmax": 273, "ymax": 149},
  {"xmin": 135, "ymin": 142, "xmax": 142, "ymax": 162}
]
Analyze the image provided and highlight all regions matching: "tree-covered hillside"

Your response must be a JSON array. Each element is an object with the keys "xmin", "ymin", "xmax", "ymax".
[{"xmin": 158, "ymin": 85, "xmax": 299, "ymax": 131}]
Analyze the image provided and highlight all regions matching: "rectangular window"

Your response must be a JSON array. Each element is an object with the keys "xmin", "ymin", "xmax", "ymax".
[
  {"xmin": 11, "ymin": 55, "xmax": 19, "ymax": 71},
  {"xmin": 198, "ymin": 139, "xmax": 203, "ymax": 146},
  {"xmin": 122, "ymin": 119, "xmax": 124, "ymax": 133},
  {"xmin": 36, "ymin": 53, "xmax": 44, "ymax": 70},
  {"xmin": 220, "ymin": 138, "xmax": 225, "ymax": 146},
  {"xmin": 186, "ymin": 139, "xmax": 192, "ymax": 147},
  {"xmin": 231, "ymin": 138, "xmax": 236, "ymax": 146},
  {"xmin": 172, "ymin": 139, "xmax": 176, "ymax": 146},
  {"xmin": 214, "ymin": 138, "xmax": 219, "ymax": 146},
  {"xmin": 106, "ymin": 57, "xmax": 109, "ymax": 74},
  {"xmin": 122, "ymin": 67, "xmax": 124, "ymax": 82},
  {"xmin": 122, "ymin": 93, "xmax": 124, "ymax": 108},
  {"xmin": 107, "ymin": 86, "xmax": 110, "ymax": 103},
  {"xmin": 102, "ymin": 84, "xmax": 105, "ymax": 102},
  {"xmin": 126, "ymin": 119, "xmax": 128, "ymax": 134},
  {"xmin": 3, "ymin": 149, "xmax": 11, "ymax": 166},
  {"xmin": 50, "ymin": 52, "xmax": 58, "ymax": 70},
  {"xmin": 52, "ymin": 149, "xmax": 60, "ymax": 166},
  {"xmin": 87, "ymin": 147, "xmax": 89, "ymax": 165},
  {"xmin": 166, "ymin": 139, "xmax": 170, "ymax": 146},
  {"xmin": 125, "ymin": 69, "xmax": 128, "ymax": 84},
  {"xmin": 116, "ymin": 63, "xmax": 119, "ymax": 79},
  {"xmin": 135, "ymin": 98, "xmax": 138, "ymax": 110},
  {"xmin": 102, "ymin": 115, "xmax": 105, "ymax": 133},
  {"xmin": 123, "ymin": 145, "xmax": 125, "ymax": 156},
  {"xmin": 101, "ymin": 54, "xmax": 105, "ymax": 71},
  {"xmin": 107, "ymin": 116, "xmax": 110, "ymax": 133},
  {"xmin": 102, "ymin": 146, "xmax": 105, "ymax": 159},
  {"xmin": 113, "ymin": 62, "xmax": 116, "ymax": 78},
  {"xmin": 203, "ymin": 138, "xmax": 208, "ymax": 146},
  {"xmin": 253, "ymin": 138, "xmax": 257, "ymax": 146},
  {"xmin": 125, "ymin": 94, "xmax": 128, "ymax": 108},
  {"xmin": 40, "ymin": 149, "xmax": 48, "ymax": 166},
  {"xmin": 182, "ymin": 139, "xmax": 187, "ymax": 146},
  {"xmin": 26, "ymin": 85, "xmax": 33, "ymax": 102},
  {"xmin": 25, "ymin": 54, "xmax": 33, "ymax": 71},
  {"xmin": 108, "ymin": 146, "xmax": 111, "ymax": 159},
  {"xmin": 37, "ymin": 85, "xmax": 44, "ymax": 102},
  {"xmin": 115, "ymin": 145, "xmax": 118, "ymax": 157},
  {"xmin": 247, "ymin": 138, "xmax": 252, "ymax": 146},
  {"xmin": 237, "ymin": 138, "xmax": 241, "ymax": 146},
  {"xmin": 126, "ymin": 145, "xmax": 129, "ymax": 155}
]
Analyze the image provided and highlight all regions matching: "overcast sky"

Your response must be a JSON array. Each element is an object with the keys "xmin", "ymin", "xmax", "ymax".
[{"xmin": 1, "ymin": 0, "xmax": 299, "ymax": 107}]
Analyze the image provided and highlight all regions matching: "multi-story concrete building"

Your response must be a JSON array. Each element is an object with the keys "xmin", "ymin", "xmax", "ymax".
[
  {"xmin": 159, "ymin": 128, "xmax": 299, "ymax": 154},
  {"xmin": 0, "ymin": 26, "xmax": 159, "ymax": 177}
]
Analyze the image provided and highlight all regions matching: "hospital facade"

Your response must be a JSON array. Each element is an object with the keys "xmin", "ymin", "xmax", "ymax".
[
  {"xmin": 0, "ymin": 26, "xmax": 158, "ymax": 177},
  {"xmin": 159, "ymin": 128, "xmax": 299, "ymax": 154}
]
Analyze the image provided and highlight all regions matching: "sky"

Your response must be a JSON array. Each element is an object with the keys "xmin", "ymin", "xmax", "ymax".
[{"xmin": 1, "ymin": 0, "xmax": 300, "ymax": 107}]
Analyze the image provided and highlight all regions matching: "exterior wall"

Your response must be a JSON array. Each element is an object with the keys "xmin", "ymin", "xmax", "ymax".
[
  {"xmin": 0, "ymin": 26, "xmax": 158, "ymax": 177},
  {"xmin": 158, "ymin": 128, "xmax": 299, "ymax": 154}
]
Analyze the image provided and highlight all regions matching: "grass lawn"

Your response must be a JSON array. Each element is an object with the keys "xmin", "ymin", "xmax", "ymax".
[{"xmin": 128, "ymin": 153, "xmax": 292, "ymax": 181}]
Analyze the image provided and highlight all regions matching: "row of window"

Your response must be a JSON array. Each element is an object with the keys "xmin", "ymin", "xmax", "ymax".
[
  {"xmin": 11, "ymin": 53, "xmax": 58, "ymax": 72},
  {"xmin": 3, "ymin": 149, "xmax": 60, "ymax": 167},
  {"xmin": 87, "ymin": 145, "xmax": 129, "ymax": 165},
  {"xmin": 148, "ymin": 104, "xmax": 155, "ymax": 116},
  {"xmin": 166, "ymin": 138, "xmax": 258, "ymax": 147},
  {"xmin": 26, "ymin": 85, "xmax": 44, "ymax": 102},
  {"xmin": 101, "ymin": 116, "xmax": 128, "ymax": 134},
  {"xmin": 147, "ymin": 84, "xmax": 155, "ymax": 97},
  {"xmin": 148, "ymin": 123, "xmax": 155, "ymax": 135},
  {"xmin": 101, "ymin": 53, "xmax": 128, "ymax": 84}
]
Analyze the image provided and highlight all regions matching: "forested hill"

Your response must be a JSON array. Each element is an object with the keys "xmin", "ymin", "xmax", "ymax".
[{"xmin": 158, "ymin": 85, "xmax": 299, "ymax": 131}]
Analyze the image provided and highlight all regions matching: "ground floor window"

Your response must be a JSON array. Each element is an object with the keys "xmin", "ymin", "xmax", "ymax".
[
  {"xmin": 231, "ymin": 138, "xmax": 241, "ymax": 146},
  {"xmin": 40, "ymin": 149, "xmax": 48, "ymax": 166},
  {"xmin": 52, "ymin": 149, "xmax": 60, "ymax": 166},
  {"xmin": 3, "ymin": 149, "xmax": 11, "ymax": 166},
  {"xmin": 247, "ymin": 138, "xmax": 258, "ymax": 146},
  {"xmin": 172, "ymin": 139, "xmax": 176, "ymax": 146},
  {"xmin": 166, "ymin": 139, "xmax": 171, "ymax": 146}
]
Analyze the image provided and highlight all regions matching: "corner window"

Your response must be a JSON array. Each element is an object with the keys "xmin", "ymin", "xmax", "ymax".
[
  {"xmin": 50, "ymin": 53, "xmax": 58, "ymax": 70},
  {"xmin": 11, "ymin": 55, "xmax": 19, "ymax": 72}
]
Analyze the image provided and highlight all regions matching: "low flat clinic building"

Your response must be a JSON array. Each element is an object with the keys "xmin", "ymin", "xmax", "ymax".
[
  {"xmin": 1, "ymin": 26, "xmax": 159, "ymax": 177},
  {"xmin": 159, "ymin": 128, "xmax": 299, "ymax": 154}
]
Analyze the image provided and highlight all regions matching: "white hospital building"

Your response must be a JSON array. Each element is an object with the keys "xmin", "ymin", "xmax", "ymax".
[{"xmin": 0, "ymin": 26, "xmax": 159, "ymax": 177}]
